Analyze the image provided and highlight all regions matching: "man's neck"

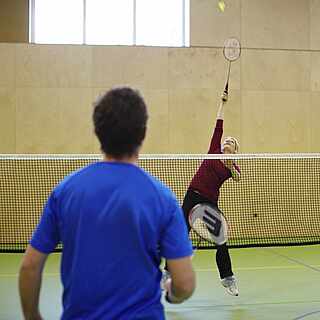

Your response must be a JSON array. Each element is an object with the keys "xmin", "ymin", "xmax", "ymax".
[{"xmin": 103, "ymin": 154, "xmax": 138, "ymax": 165}]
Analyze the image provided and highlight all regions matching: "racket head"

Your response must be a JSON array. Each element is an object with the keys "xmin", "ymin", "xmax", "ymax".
[
  {"xmin": 189, "ymin": 203, "xmax": 228, "ymax": 245},
  {"xmin": 223, "ymin": 38, "xmax": 241, "ymax": 62}
]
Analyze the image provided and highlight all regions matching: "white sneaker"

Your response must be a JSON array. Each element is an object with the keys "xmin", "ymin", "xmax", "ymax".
[
  {"xmin": 161, "ymin": 270, "xmax": 171, "ymax": 291},
  {"xmin": 221, "ymin": 276, "xmax": 239, "ymax": 296}
]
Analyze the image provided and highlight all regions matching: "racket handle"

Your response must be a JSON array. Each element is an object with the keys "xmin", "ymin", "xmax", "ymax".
[
  {"xmin": 224, "ymin": 82, "xmax": 229, "ymax": 95},
  {"xmin": 222, "ymin": 83, "xmax": 228, "ymax": 102}
]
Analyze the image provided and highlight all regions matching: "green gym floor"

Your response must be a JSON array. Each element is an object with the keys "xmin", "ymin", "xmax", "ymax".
[{"xmin": 0, "ymin": 246, "xmax": 319, "ymax": 320}]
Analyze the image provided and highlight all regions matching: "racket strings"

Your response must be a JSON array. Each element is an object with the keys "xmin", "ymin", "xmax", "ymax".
[
  {"xmin": 192, "ymin": 218, "xmax": 217, "ymax": 243},
  {"xmin": 189, "ymin": 204, "xmax": 228, "ymax": 245},
  {"xmin": 223, "ymin": 38, "xmax": 241, "ymax": 62}
]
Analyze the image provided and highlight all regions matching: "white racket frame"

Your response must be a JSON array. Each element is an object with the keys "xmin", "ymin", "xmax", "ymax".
[{"xmin": 189, "ymin": 203, "xmax": 228, "ymax": 246}]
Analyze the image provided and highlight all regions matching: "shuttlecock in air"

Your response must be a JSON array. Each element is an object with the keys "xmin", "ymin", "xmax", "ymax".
[{"xmin": 218, "ymin": 0, "xmax": 226, "ymax": 12}]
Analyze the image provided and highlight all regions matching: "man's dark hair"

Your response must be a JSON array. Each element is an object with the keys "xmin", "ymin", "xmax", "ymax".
[{"xmin": 93, "ymin": 87, "xmax": 148, "ymax": 158}]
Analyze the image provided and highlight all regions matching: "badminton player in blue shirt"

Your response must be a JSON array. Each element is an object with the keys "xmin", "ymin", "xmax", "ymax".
[{"xmin": 19, "ymin": 87, "xmax": 195, "ymax": 320}]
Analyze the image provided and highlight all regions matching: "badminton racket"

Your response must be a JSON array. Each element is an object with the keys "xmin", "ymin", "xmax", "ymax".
[{"xmin": 223, "ymin": 38, "xmax": 241, "ymax": 99}]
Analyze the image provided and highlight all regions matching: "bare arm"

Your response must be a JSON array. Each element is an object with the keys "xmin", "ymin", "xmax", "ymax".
[
  {"xmin": 19, "ymin": 245, "xmax": 48, "ymax": 320},
  {"xmin": 216, "ymin": 92, "xmax": 228, "ymax": 120},
  {"xmin": 164, "ymin": 256, "xmax": 196, "ymax": 304}
]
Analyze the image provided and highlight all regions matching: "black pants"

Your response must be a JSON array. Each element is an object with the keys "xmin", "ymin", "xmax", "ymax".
[{"xmin": 182, "ymin": 189, "xmax": 234, "ymax": 279}]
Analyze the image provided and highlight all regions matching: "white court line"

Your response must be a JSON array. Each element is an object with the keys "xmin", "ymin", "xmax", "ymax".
[
  {"xmin": 1, "ymin": 264, "xmax": 319, "ymax": 278},
  {"xmin": 197, "ymin": 265, "xmax": 320, "ymax": 272}
]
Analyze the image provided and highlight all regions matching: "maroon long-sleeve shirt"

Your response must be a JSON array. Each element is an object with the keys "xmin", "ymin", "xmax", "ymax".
[{"xmin": 189, "ymin": 119, "xmax": 240, "ymax": 203}]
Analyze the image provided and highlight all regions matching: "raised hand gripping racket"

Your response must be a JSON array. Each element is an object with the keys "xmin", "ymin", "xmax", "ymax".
[
  {"xmin": 223, "ymin": 38, "xmax": 241, "ymax": 97},
  {"xmin": 189, "ymin": 203, "xmax": 228, "ymax": 246}
]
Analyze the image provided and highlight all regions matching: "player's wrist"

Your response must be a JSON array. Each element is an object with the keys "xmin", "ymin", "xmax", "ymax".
[{"xmin": 24, "ymin": 311, "xmax": 43, "ymax": 320}]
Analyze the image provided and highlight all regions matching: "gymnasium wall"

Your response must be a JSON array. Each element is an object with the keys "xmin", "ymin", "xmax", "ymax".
[
  {"xmin": 0, "ymin": 0, "xmax": 320, "ymax": 154},
  {"xmin": 0, "ymin": 0, "xmax": 29, "ymax": 43}
]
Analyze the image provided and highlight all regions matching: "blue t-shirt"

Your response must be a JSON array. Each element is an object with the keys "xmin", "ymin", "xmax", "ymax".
[{"xmin": 31, "ymin": 162, "xmax": 193, "ymax": 320}]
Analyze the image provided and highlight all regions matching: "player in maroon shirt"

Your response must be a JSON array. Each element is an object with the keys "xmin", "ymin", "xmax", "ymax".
[
  {"xmin": 187, "ymin": 91, "xmax": 240, "ymax": 296},
  {"xmin": 163, "ymin": 92, "xmax": 240, "ymax": 297}
]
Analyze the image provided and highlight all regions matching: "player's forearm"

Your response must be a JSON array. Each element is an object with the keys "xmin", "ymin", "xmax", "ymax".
[
  {"xmin": 217, "ymin": 91, "xmax": 228, "ymax": 120},
  {"xmin": 216, "ymin": 100, "xmax": 224, "ymax": 120},
  {"xmin": 19, "ymin": 266, "xmax": 43, "ymax": 320}
]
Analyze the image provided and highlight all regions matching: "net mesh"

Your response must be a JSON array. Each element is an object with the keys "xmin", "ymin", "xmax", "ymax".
[{"xmin": 1, "ymin": 154, "xmax": 320, "ymax": 252}]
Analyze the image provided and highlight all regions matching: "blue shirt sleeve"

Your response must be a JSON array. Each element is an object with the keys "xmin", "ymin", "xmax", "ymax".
[
  {"xmin": 30, "ymin": 191, "xmax": 60, "ymax": 254},
  {"xmin": 159, "ymin": 198, "xmax": 193, "ymax": 259}
]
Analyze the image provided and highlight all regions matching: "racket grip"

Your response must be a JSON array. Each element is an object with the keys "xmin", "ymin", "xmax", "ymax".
[
  {"xmin": 222, "ymin": 83, "xmax": 228, "ymax": 102},
  {"xmin": 224, "ymin": 82, "xmax": 229, "ymax": 94}
]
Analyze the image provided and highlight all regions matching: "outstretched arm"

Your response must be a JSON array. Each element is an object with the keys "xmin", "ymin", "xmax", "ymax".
[{"xmin": 208, "ymin": 92, "xmax": 228, "ymax": 153}]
